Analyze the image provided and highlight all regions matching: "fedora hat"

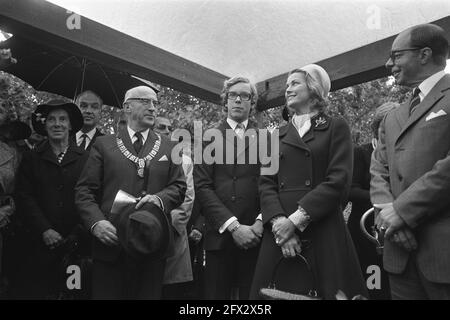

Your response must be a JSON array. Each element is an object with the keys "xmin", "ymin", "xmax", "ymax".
[
  {"xmin": 116, "ymin": 202, "xmax": 172, "ymax": 260},
  {"xmin": 31, "ymin": 99, "xmax": 83, "ymax": 136}
]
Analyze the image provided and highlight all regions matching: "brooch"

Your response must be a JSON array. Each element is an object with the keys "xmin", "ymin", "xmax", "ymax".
[{"xmin": 314, "ymin": 117, "xmax": 326, "ymax": 128}]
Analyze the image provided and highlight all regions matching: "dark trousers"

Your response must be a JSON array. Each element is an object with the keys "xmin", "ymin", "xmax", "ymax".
[
  {"xmin": 389, "ymin": 256, "xmax": 450, "ymax": 300},
  {"xmin": 92, "ymin": 254, "xmax": 165, "ymax": 300},
  {"xmin": 204, "ymin": 245, "xmax": 259, "ymax": 300}
]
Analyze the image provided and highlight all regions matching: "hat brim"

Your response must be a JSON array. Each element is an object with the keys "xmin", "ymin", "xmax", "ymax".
[{"xmin": 32, "ymin": 102, "xmax": 83, "ymax": 136}]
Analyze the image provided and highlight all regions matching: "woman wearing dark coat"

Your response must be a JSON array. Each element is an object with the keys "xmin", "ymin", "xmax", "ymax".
[
  {"xmin": 13, "ymin": 99, "xmax": 88, "ymax": 299},
  {"xmin": 250, "ymin": 64, "xmax": 367, "ymax": 300}
]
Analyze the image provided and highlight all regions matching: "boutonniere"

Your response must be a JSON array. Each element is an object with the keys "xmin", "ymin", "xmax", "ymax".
[{"xmin": 314, "ymin": 116, "xmax": 326, "ymax": 128}]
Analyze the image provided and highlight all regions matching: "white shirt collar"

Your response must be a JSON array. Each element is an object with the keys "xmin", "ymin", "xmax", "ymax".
[
  {"xmin": 227, "ymin": 118, "xmax": 248, "ymax": 131},
  {"xmin": 418, "ymin": 70, "xmax": 446, "ymax": 101},
  {"xmin": 127, "ymin": 126, "xmax": 149, "ymax": 144},
  {"xmin": 292, "ymin": 112, "xmax": 316, "ymax": 138},
  {"xmin": 76, "ymin": 127, "xmax": 97, "ymax": 143}
]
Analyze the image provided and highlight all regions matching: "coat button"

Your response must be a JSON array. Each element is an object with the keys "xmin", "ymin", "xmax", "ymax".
[
  {"xmin": 305, "ymin": 151, "xmax": 310, "ymax": 157},
  {"xmin": 305, "ymin": 180, "xmax": 311, "ymax": 186},
  {"xmin": 233, "ymin": 176, "xmax": 237, "ymax": 181},
  {"xmin": 231, "ymin": 196, "xmax": 236, "ymax": 202},
  {"xmin": 58, "ymin": 185, "xmax": 63, "ymax": 190},
  {"xmin": 398, "ymin": 174, "xmax": 403, "ymax": 181},
  {"xmin": 280, "ymin": 182, "xmax": 285, "ymax": 189},
  {"xmin": 279, "ymin": 152, "xmax": 284, "ymax": 159}
]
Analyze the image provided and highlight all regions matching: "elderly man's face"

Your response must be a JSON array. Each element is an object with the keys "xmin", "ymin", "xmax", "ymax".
[
  {"xmin": 154, "ymin": 117, "xmax": 172, "ymax": 136},
  {"xmin": 125, "ymin": 94, "xmax": 158, "ymax": 131},
  {"xmin": 226, "ymin": 82, "xmax": 253, "ymax": 123},
  {"xmin": 77, "ymin": 92, "xmax": 102, "ymax": 130},
  {"xmin": 45, "ymin": 109, "xmax": 71, "ymax": 142}
]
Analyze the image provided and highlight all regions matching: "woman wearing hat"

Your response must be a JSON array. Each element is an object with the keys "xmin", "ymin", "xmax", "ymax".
[
  {"xmin": 12, "ymin": 99, "xmax": 89, "ymax": 299},
  {"xmin": 250, "ymin": 65, "xmax": 367, "ymax": 299}
]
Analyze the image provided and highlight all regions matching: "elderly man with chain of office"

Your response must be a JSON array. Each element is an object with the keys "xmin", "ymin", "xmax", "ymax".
[
  {"xmin": 370, "ymin": 24, "xmax": 450, "ymax": 300},
  {"xmin": 75, "ymin": 86, "xmax": 186, "ymax": 299}
]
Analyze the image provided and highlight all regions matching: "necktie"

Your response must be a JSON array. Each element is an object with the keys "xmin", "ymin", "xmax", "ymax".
[
  {"xmin": 235, "ymin": 123, "xmax": 245, "ymax": 139},
  {"xmin": 79, "ymin": 133, "xmax": 88, "ymax": 150},
  {"xmin": 409, "ymin": 87, "xmax": 421, "ymax": 116},
  {"xmin": 133, "ymin": 132, "xmax": 143, "ymax": 154}
]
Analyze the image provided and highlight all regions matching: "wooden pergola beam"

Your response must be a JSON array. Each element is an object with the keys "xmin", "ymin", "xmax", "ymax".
[
  {"xmin": 0, "ymin": 0, "xmax": 228, "ymax": 104},
  {"xmin": 256, "ymin": 16, "xmax": 450, "ymax": 110}
]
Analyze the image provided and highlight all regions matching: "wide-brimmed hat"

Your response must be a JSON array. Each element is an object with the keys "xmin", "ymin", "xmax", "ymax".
[
  {"xmin": 31, "ymin": 99, "xmax": 83, "ymax": 136},
  {"xmin": 0, "ymin": 120, "xmax": 31, "ymax": 141},
  {"xmin": 116, "ymin": 202, "xmax": 172, "ymax": 260}
]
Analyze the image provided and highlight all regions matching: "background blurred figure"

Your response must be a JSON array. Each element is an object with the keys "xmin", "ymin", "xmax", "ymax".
[
  {"xmin": 154, "ymin": 116, "xmax": 172, "ymax": 137},
  {"xmin": 348, "ymin": 101, "xmax": 398, "ymax": 300},
  {"xmin": 155, "ymin": 119, "xmax": 195, "ymax": 300},
  {"xmin": 73, "ymin": 90, "xmax": 104, "ymax": 151}
]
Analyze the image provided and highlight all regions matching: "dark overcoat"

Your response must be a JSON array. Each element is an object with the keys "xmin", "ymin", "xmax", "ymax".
[
  {"xmin": 250, "ymin": 113, "xmax": 367, "ymax": 300},
  {"xmin": 75, "ymin": 128, "xmax": 186, "ymax": 299},
  {"xmin": 13, "ymin": 141, "xmax": 88, "ymax": 298}
]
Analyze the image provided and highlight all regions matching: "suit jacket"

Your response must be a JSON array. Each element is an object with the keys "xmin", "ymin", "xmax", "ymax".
[
  {"xmin": 250, "ymin": 114, "xmax": 367, "ymax": 299},
  {"xmin": 75, "ymin": 128, "xmax": 186, "ymax": 261},
  {"xmin": 71, "ymin": 128, "xmax": 104, "ymax": 151},
  {"xmin": 370, "ymin": 74, "xmax": 450, "ymax": 283},
  {"xmin": 194, "ymin": 120, "xmax": 262, "ymax": 251}
]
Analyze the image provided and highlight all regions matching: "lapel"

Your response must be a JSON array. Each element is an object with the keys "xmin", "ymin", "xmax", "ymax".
[
  {"xmin": 396, "ymin": 74, "xmax": 450, "ymax": 144},
  {"xmin": 60, "ymin": 143, "xmax": 84, "ymax": 167},
  {"xmin": 280, "ymin": 122, "xmax": 310, "ymax": 151},
  {"xmin": 118, "ymin": 127, "xmax": 138, "ymax": 156},
  {"xmin": 140, "ymin": 129, "xmax": 158, "ymax": 158},
  {"xmin": 394, "ymin": 101, "xmax": 410, "ymax": 129},
  {"xmin": 87, "ymin": 128, "xmax": 103, "ymax": 149}
]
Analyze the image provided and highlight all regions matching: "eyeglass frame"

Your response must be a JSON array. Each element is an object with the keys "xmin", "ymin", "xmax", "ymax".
[
  {"xmin": 227, "ymin": 91, "xmax": 252, "ymax": 102},
  {"xmin": 156, "ymin": 124, "xmax": 173, "ymax": 131},
  {"xmin": 126, "ymin": 98, "xmax": 159, "ymax": 107},
  {"xmin": 389, "ymin": 47, "xmax": 425, "ymax": 63}
]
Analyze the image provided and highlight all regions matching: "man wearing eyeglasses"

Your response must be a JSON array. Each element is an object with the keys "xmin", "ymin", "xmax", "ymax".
[
  {"xmin": 75, "ymin": 86, "xmax": 186, "ymax": 299},
  {"xmin": 73, "ymin": 90, "xmax": 104, "ymax": 151},
  {"xmin": 154, "ymin": 116, "xmax": 173, "ymax": 137},
  {"xmin": 370, "ymin": 24, "xmax": 450, "ymax": 300},
  {"xmin": 194, "ymin": 76, "xmax": 263, "ymax": 299}
]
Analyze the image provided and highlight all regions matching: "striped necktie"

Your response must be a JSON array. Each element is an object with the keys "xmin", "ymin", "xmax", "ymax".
[
  {"xmin": 235, "ymin": 123, "xmax": 245, "ymax": 139},
  {"xmin": 409, "ymin": 87, "xmax": 421, "ymax": 116}
]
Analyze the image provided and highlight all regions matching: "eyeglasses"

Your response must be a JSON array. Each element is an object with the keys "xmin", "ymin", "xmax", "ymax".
[
  {"xmin": 156, "ymin": 124, "xmax": 173, "ymax": 131},
  {"xmin": 227, "ymin": 92, "xmax": 252, "ymax": 101},
  {"xmin": 389, "ymin": 47, "xmax": 423, "ymax": 63},
  {"xmin": 127, "ymin": 98, "xmax": 159, "ymax": 107}
]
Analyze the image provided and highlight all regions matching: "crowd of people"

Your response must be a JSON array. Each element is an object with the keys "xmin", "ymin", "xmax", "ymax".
[{"xmin": 0, "ymin": 23, "xmax": 449, "ymax": 300}]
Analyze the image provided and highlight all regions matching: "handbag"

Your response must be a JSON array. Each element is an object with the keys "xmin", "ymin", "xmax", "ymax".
[{"xmin": 259, "ymin": 249, "xmax": 321, "ymax": 300}]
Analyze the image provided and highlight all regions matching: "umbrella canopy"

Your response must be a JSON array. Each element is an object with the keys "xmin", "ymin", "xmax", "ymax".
[{"xmin": 1, "ymin": 34, "xmax": 158, "ymax": 108}]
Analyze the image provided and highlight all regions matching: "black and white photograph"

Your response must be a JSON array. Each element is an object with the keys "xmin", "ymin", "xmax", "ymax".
[{"xmin": 1, "ymin": 0, "xmax": 450, "ymax": 304}]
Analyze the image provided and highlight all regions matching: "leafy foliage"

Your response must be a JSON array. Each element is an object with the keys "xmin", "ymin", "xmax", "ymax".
[{"xmin": 1, "ymin": 69, "xmax": 410, "ymax": 145}]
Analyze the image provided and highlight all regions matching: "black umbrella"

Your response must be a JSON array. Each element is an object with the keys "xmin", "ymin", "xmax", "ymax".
[{"xmin": 1, "ymin": 35, "xmax": 159, "ymax": 108}]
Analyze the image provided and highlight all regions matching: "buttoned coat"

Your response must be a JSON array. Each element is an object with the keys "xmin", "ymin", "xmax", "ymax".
[
  {"xmin": 75, "ymin": 128, "xmax": 186, "ymax": 298},
  {"xmin": 194, "ymin": 121, "xmax": 262, "ymax": 250},
  {"xmin": 250, "ymin": 114, "xmax": 367, "ymax": 299},
  {"xmin": 370, "ymin": 74, "xmax": 450, "ymax": 283}
]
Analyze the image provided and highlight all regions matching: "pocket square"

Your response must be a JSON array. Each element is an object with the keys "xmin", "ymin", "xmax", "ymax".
[
  {"xmin": 426, "ymin": 109, "xmax": 447, "ymax": 121},
  {"xmin": 158, "ymin": 155, "xmax": 168, "ymax": 161}
]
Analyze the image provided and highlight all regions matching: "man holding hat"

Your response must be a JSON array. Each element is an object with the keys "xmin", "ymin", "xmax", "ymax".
[
  {"xmin": 13, "ymin": 99, "xmax": 88, "ymax": 299},
  {"xmin": 75, "ymin": 86, "xmax": 186, "ymax": 299}
]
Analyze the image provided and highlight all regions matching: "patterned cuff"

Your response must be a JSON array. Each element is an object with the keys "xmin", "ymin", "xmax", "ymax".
[{"xmin": 288, "ymin": 206, "xmax": 311, "ymax": 232}]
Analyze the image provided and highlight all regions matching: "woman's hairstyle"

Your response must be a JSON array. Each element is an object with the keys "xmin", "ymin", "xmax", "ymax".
[
  {"xmin": 288, "ymin": 69, "xmax": 328, "ymax": 113},
  {"xmin": 220, "ymin": 76, "xmax": 258, "ymax": 106}
]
